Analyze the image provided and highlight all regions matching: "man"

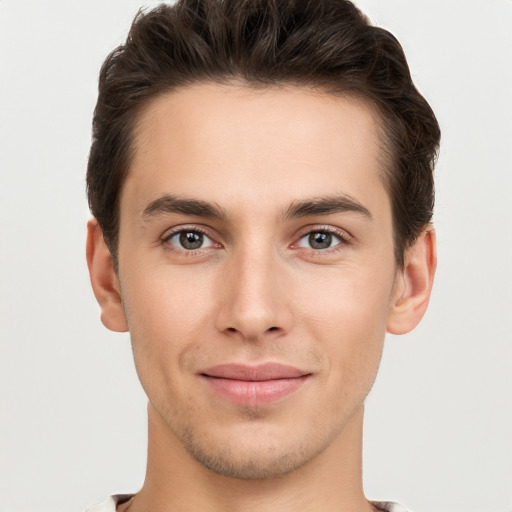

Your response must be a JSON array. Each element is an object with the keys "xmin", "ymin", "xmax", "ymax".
[{"xmin": 85, "ymin": 1, "xmax": 439, "ymax": 511}]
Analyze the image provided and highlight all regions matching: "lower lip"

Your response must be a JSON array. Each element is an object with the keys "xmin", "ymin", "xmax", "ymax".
[{"xmin": 201, "ymin": 375, "xmax": 310, "ymax": 406}]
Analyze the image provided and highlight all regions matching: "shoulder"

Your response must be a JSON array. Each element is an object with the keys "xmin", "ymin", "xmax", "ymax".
[
  {"xmin": 85, "ymin": 495, "xmax": 134, "ymax": 512},
  {"xmin": 372, "ymin": 502, "xmax": 415, "ymax": 512},
  {"xmin": 86, "ymin": 496, "xmax": 412, "ymax": 512}
]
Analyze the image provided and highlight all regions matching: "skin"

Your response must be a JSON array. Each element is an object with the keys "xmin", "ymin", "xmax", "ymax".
[{"xmin": 87, "ymin": 84, "xmax": 436, "ymax": 512}]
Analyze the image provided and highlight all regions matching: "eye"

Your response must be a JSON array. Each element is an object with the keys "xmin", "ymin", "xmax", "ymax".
[
  {"xmin": 297, "ymin": 230, "xmax": 344, "ymax": 250},
  {"xmin": 165, "ymin": 229, "xmax": 215, "ymax": 250}
]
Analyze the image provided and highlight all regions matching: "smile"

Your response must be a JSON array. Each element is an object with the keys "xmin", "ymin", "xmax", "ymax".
[{"xmin": 199, "ymin": 363, "xmax": 311, "ymax": 406}]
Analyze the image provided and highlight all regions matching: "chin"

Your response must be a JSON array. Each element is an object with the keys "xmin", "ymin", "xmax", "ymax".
[
  {"xmin": 178, "ymin": 422, "xmax": 330, "ymax": 480},
  {"xmin": 188, "ymin": 442, "xmax": 311, "ymax": 480}
]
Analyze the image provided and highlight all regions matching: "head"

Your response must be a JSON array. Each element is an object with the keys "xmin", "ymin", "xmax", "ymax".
[
  {"xmin": 87, "ymin": 0, "xmax": 440, "ymax": 269},
  {"xmin": 86, "ymin": 0, "xmax": 439, "ymax": 482}
]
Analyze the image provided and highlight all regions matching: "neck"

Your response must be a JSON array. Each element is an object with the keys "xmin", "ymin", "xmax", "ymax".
[{"xmin": 121, "ymin": 403, "xmax": 373, "ymax": 512}]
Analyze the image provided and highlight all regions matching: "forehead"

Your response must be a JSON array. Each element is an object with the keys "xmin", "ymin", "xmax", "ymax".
[{"xmin": 123, "ymin": 83, "xmax": 389, "ymax": 220}]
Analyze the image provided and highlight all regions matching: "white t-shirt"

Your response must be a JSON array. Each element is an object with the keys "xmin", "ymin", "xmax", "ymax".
[{"xmin": 86, "ymin": 494, "xmax": 414, "ymax": 511}]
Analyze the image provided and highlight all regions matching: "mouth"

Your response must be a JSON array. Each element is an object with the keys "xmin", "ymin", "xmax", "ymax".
[{"xmin": 199, "ymin": 363, "xmax": 311, "ymax": 406}]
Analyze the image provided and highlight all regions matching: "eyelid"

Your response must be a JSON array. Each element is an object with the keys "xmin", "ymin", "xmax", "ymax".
[
  {"xmin": 159, "ymin": 223, "xmax": 352, "ymax": 254},
  {"xmin": 291, "ymin": 225, "xmax": 353, "ymax": 251},
  {"xmin": 161, "ymin": 224, "xmax": 221, "ymax": 251},
  {"xmin": 162, "ymin": 224, "xmax": 207, "ymax": 240},
  {"xmin": 294, "ymin": 225, "xmax": 352, "ymax": 241}
]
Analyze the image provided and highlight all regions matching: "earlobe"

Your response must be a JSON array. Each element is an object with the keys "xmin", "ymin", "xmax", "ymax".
[
  {"xmin": 387, "ymin": 227, "xmax": 437, "ymax": 335},
  {"xmin": 86, "ymin": 218, "xmax": 128, "ymax": 333}
]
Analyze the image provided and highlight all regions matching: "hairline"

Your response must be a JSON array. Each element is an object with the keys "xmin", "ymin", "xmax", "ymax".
[{"xmin": 108, "ymin": 79, "xmax": 410, "ymax": 269}]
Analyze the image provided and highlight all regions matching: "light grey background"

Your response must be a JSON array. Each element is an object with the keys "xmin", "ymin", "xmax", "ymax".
[{"xmin": 0, "ymin": 1, "xmax": 511, "ymax": 511}]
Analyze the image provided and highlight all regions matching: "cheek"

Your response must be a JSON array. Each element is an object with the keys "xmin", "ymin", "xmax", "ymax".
[
  {"xmin": 120, "ymin": 267, "xmax": 216, "ymax": 393},
  {"xmin": 295, "ymin": 263, "xmax": 394, "ymax": 381},
  {"xmin": 297, "ymin": 261, "xmax": 394, "ymax": 333},
  {"xmin": 123, "ymin": 264, "xmax": 216, "ymax": 338}
]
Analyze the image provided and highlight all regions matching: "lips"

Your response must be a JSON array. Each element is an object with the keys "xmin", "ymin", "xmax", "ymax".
[
  {"xmin": 201, "ymin": 363, "xmax": 308, "ymax": 381},
  {"xmin": 199, "ymin": 363, "xmax": 311, "ymax": 406}
]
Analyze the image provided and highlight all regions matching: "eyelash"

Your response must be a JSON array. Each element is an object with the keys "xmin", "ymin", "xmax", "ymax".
[
  {"xmin": 294, "ymin": 226, "xmax": 352, "ymax": 254},
  {"xmin": 161, "ymin": 226, "xmax": 218, "ymax": 254},
  {"xmin": 160, "ymin": 225, "xmax": 352, "ymax": 255}
]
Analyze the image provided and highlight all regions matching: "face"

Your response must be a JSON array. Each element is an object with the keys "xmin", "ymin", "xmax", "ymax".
[{"xmin": 113, "ymin": 84, "xmax": 403, "ymax": 478}]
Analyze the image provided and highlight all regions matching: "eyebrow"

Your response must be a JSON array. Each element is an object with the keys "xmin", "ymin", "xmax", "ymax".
[
  {"xmin": 283, "ymin": 194, "xmax": 372, "ymax": 220},
  {"xmin": 142, "ymin": 194, "xmax": 228, "ymax": 220},
  {"xmin": 141, "ymin": 193, "xmax": 371, "ymax": 222}
]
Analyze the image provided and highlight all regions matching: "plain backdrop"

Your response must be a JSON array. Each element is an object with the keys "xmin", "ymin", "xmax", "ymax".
[{"xmin": 0, "ymin": 1, "xmax": 511, "ymax": 511}]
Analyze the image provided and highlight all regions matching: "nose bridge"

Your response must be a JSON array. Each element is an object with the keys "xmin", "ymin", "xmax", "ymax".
[{"xmin": 216, "ymin": 238, "xmax": 289, "ymax": 340}]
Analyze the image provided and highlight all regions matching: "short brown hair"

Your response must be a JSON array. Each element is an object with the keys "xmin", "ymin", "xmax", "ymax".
[{"xmin": 87, "ymin": 0, "xmax": 440, "ymax": 266}]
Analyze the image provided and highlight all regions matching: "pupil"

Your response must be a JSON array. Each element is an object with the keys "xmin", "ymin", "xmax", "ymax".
[
  {"xmin": 180, "ymin": 231, "xmax": 203, "ymax": 249},
  {"xmin": 309, "ymin": 232, "xmax": 331, "ymax": 249}
]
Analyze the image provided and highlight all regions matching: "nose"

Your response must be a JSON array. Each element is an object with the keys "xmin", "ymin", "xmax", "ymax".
[{"xmin": 214, "ymin": 245, "xmax": 292, "ymax": 342}]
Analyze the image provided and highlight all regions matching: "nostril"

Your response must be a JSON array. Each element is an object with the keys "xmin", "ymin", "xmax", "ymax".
[{"xmin": 267, "ymin": 326, "xmax": 278, "ymax": 332}]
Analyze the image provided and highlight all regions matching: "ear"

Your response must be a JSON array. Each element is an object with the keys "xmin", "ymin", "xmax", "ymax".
[
  {"xmin": 387, "ymin": 227, "xmax": 437, "ymax": 335},
  {"xmin": 86, "ymin": 218, "xmax": 128, "ymax": 332}
]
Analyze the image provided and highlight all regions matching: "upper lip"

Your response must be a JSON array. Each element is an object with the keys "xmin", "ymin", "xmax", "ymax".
[{"xmin": 200, "ymin": 363, "xmax": 309, "ymax": 381}]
